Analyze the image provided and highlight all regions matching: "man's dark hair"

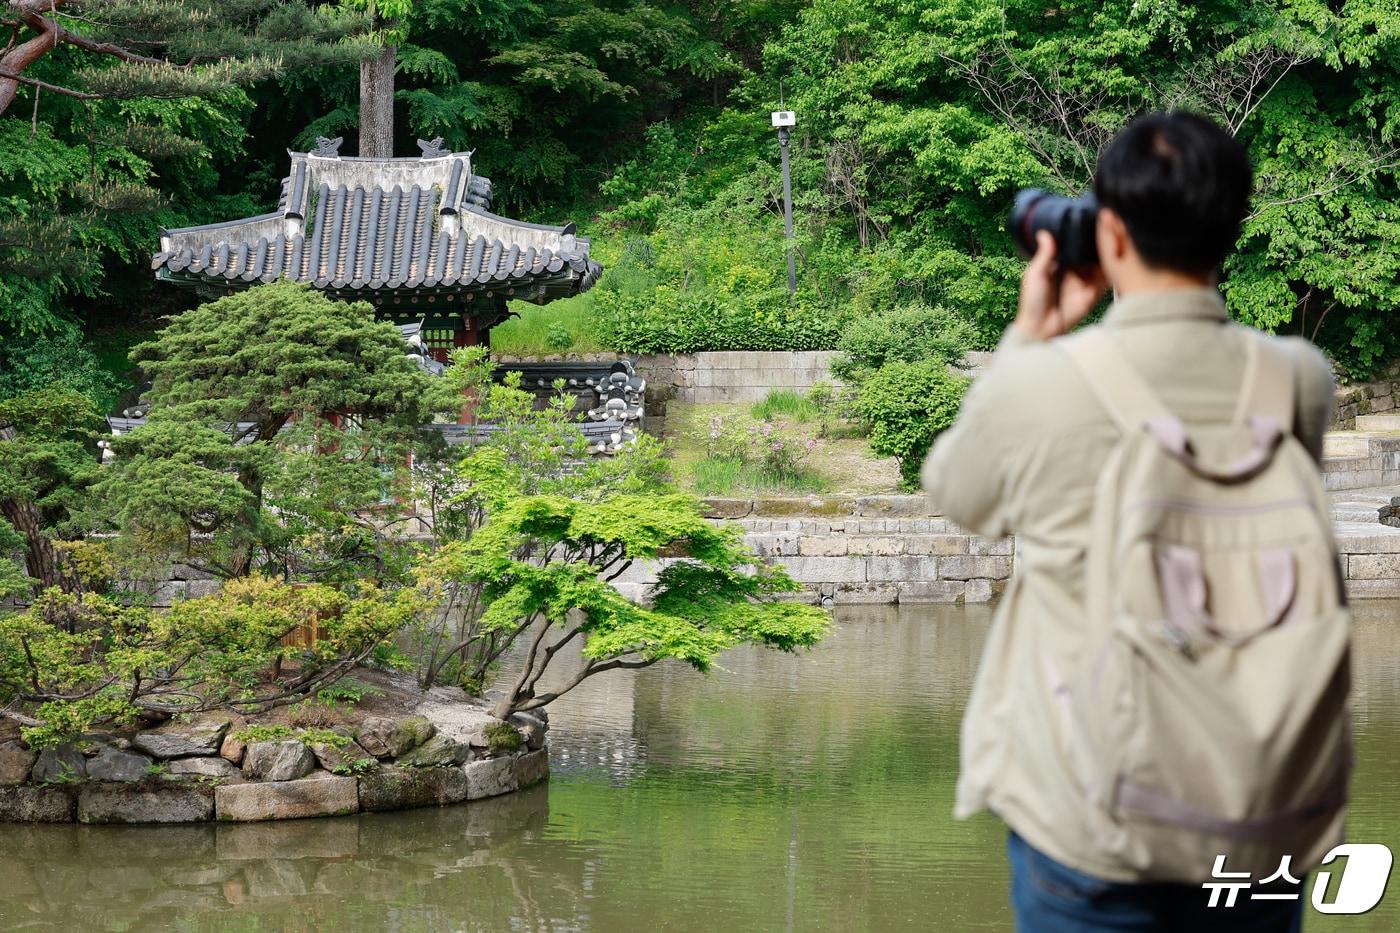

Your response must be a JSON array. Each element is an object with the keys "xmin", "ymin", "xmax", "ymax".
[{"xmin": 1092, "ymin": 112, "xmax": 1253, "ymax": 273}]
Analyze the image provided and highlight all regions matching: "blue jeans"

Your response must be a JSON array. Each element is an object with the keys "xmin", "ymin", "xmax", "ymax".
[{"xmin": 1008, "ymin": 832, "xmax": 1304, "ymax": 932}]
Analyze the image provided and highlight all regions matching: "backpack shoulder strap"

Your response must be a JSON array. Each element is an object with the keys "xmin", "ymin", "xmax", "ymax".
[
  {"xmin": 1231, "ymin": 331, "xmax": 1296, "ymax": 432},
  {"xmin": 1058, "ymin": 328, "xmax": 1174, "ymax": 434}
]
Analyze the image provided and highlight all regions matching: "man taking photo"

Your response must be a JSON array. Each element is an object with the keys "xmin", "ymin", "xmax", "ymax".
[{"xmin": 923, "ymin": 111, "xmax": 1350, "ymax": 932}]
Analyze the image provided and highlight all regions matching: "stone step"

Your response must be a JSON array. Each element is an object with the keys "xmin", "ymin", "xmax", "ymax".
[
  {"xmin": 1332, "ymin": 505, "xmax": 1385, "ymax": 523},
  {"xmin": 1324, "ymin": 432, "xmax": 1374, "ymax": 458},
  {"xmin": 1354, "ymin": 414, "xmax": 1400, "ymax": 432}
]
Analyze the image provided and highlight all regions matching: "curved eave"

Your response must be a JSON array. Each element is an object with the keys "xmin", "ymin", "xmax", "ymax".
[{"xmin": 154, "ymin": 261, "xmax": 602, "ymax": 305}]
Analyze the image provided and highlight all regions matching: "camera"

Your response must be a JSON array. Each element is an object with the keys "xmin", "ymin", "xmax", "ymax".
[{"xmin": 1009, "ymin": 188, "xmax": 1100, "ymax": 269}]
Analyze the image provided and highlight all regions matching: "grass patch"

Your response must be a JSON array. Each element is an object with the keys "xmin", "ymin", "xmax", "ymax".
[
  {"xmin": 489, "ymin": 295, "xmax": 610, "ymax": 356},
  {"xmin": 667, "ymin": 400, "xmax": 900, "ymax": 496},
  {"xmin": 751, "ymin": 389, "xmax": 819, "ymax": 423},
  {"xmin": 691, "ymin": 455, "xmax": 827, "ymax": 496}
]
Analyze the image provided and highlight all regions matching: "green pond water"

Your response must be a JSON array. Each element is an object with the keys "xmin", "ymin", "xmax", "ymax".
[{"xmin": 1, "ymin": 602, "xmax": 1397, "ymax": 932}]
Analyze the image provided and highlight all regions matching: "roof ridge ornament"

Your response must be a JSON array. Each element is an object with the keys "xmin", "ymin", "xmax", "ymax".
[
  {"xmin": 312, "ymin": 136, "xmax": 343, "ymax": 158},
  {"xmin": 417, "ymin": 137, "xmax": 448, "ymax": 159}
]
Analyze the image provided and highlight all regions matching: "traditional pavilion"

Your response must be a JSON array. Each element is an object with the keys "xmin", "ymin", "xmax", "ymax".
[
  {"xmin": 136, "ymin": 137, "xmax": 639, "ymax": 453},
  {"xmin": 150, "ymin": 136, "xmax": 602, "ymax": 361}
]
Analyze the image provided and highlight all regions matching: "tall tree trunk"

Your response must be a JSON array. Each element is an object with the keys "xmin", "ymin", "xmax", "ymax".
[
  {"xmin": 359, "ymin": 45, "xmax": 396, "ymax": 158},
  {"xmin": 0, "ymin": 498, "xmax": 62, "ymax": 592}
]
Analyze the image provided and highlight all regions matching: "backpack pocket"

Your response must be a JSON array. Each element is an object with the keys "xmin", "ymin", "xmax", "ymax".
[{"xmin": 1087, "ymin": 602, "xmax": 1351, "ymax": 878}]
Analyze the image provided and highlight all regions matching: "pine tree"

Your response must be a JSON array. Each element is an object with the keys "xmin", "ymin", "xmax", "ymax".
[{"xmin": 0, "ymin": 0, "xmax": 371, "ymax": 116}]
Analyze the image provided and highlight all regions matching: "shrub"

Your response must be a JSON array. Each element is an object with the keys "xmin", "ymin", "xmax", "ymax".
[
  {"xmin": 849, "ymin": 360, "xmax": 969, "ymax": 487},
  {"xmin": 0, "ymin": 577, "xmax": 413, "ymax": 747},
  {"xmin": 832, "ymin": 302, "xmax": 977, "ymax": 382},
  {"xmin": 594, "ymin": 287, "xmax": 853, "ymax": 354}
]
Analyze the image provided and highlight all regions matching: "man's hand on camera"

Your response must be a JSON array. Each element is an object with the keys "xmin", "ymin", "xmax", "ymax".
[{"xmin": 1013, "ymin": 230, "xmax": 1108, "ymax": 341}]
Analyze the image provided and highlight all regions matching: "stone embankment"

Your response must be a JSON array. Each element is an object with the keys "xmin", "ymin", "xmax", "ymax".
[
  {"xmin": 0, "ymin": 677, "xmax": 549, "ymax": 825},
  {"xmin": 607, "ymin": 495, "xmax": 1011, "ymax": 606},
  {"xmin": 637, "ymin": 493, "xmax": 1400, "ymax": 605}
]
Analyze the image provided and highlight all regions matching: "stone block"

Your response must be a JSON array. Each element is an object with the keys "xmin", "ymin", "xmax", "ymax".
[
  {"xmin": 897, "ymin": 581, "xmax": 966, "ymax": 603},
  {"xmin": 133, "ymin": 718, "xmax": 230, "ymax": 759},
  {"xmin": 1346, "ymin": 553, "xmax": 1400, "ymax": 580},
  {"xmin": 1345, "ymin": 578, "xmax": 1400, "ymax": 598},
  {"xmin": 355, "ymin": 716, "xmax": 432, "ymax": 759},
  {"xmin": 78, "ymin": 783, "xmax": 213, "ymax": 824},
  {"xmin": 1336, "ymin": 531, "xmax": 1400, "ymax": 554},
  {"xmin": 970, "ymin": 537, "xmax": 1016, "ymax": 557},
  {"xmin": 755, "ymin": 496, "xmax": 856, "ymax": 517},
  {"xmin": 508, "ymin": 712, "xmax": 547, "ymax": 751},
  {"xmin": 185, "ymin": 580, "xmax": 222, "ymax": 599},
  {"xmin": 0, "ymin": 784, "xmax": 76, "ymax": 822},
  {"xmin": 853, "ymin": 495, "xmax": 932, "ymax": 517},
  {"xmin": 513, "ymin": 749, "xmax": 550, "ymax": 790},
  {"xmin": 701, "ymin": 497, "xmax": 753, "ymax": 519},
  {"xmin": 215, "ymin": 776, "xmax": 359, "ymax": 822},
  {"xmin": 309, "ymin": 737, "xmax": 374, "ymax": 774},
  {"xmin": 964, "ymin": 579, "xmax": 995, "ymax": 603},
  {"xmin": 462, "ymin": 756, "xmax": 518, "ymax": 800},
  {"xmin": 798, "ymin": 536, "xmax": 848, "ymax": 556},
  {"xmin": 358, "ymin": 766, "xmax": 468, "ymax": 811},
  {"xmin": 168, "ymin": 756, "xmax": 242, "ymax": 780},
  {"xmin": 832, "ymin": 583, "xmax": 899, "ymax": 604},
  {"xmin": 219, "ymin": 734, "xmax": 246, "ymax": 766},
  {"xmin": 87, "ymin": 745, "xmax": 154, "ymax": 782},
  {"xmin": 31, "ymin": 743, "xmax": 86, "ymax": 783},
  {"xmin": 771, "ymin": 533, "xmax": 804, "ymax": 557},
  {"xmin": 0, "ymin": 742, "xmax": 36, "ymax": 785},
  {"xmin": 243, "ymin": 740, "xmax": 315, "ymax": 782},
  {"xmin": 905, "ymin": 534, "xmax": 970, "ymax": 556},
  {"xmin": 774, "ymin": 556, "xmax": 867, "ymax": 584},
  {"xmin": 396, "ymin": 734, "xmax": 470, "ymax": 768},
  {"xmin": 846, "ymin": 537, "xmax": 904, "ymax": 556},
  {"xmin": 938, "ymin": 556, "xmax": 1013, "ymax": 581},
  {"xmin": 865, "ymin": 555, "xmax": 941, "ymax": 582}
]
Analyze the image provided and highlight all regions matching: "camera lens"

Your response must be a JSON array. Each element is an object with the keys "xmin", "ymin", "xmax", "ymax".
[{"xmin": 1009, "ymin": 188, "xmax": 1100, "ymax": 269}]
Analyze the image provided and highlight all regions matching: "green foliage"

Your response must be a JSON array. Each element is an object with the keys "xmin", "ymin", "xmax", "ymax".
[
  {"xmin": 405, "ymin": 348, "xmax": 829, "ymax": 714},
  {"xmin": 0, "ymin": 577, "xmax": 410, "ymax": 748},
  {"xmin": 96, "ymin": 281, "xmax": 449, "ymax": 581},
  {"xmin": 0, "ymin": 387, "xmax": 105, "ymax": 597},
  {"xmin": 849, "ymin": 361, "xmax": 969, "ymax": 487},
  {"xmin": 316, "ymin": 680, "xmax": 382, "ymax": 707},
  {"xmin": 232, "ymin": 724, "xmax": 295, "ymax": 744},
  {"xmin": 751, "ymin": 390, "xmax": 819, "ymax": 423},
  {"xmin": 330, "ymin": 757, "xmax": 378, "ymax": 776},
  {"xmin": 295, "ymin": 728, "xmax": 352, "ymax": 749},
  {"xmin": 690, "ymin": 414, "xmax": 825, "ymax": 495},
  {"xmin": 484, "ymin": 721, "xmax": 522, "ymax": 754},
  {"xmin": 420, "ymin": 488, "xmax": 829, "ymax": 718},
  {"xmin": 832, "ymin": 304, "xmax": 977, "ymax": 383},
  {"xmin": 486, "ymin": 301, "xmax": 606, "ymax": 356}
]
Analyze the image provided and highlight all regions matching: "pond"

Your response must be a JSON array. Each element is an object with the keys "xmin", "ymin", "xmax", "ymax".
[{"xmin": 1, "ymin": 603, "xmax": 1396, "ymax": 932}]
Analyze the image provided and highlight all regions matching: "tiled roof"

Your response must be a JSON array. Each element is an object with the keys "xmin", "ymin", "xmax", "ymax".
[{"xmin": 151, "ymin": 140, "xmax": 601, "ymax": 303}]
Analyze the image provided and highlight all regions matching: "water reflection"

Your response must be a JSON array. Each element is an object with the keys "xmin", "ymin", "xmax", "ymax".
[{"xmin": 0, "ymin": 602, "xmax": 1395, "ymax": 932}]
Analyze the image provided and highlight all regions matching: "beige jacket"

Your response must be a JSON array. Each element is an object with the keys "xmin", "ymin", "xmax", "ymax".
[{"xmin": 921, "ymin": 287, "xmax": 1334, "ymax": 880}]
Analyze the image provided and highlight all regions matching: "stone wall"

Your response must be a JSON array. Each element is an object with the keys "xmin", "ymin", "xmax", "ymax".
[
  {"xmin": 0, "ymin": 686, "xmax": 550, "ymax": 825},
  {"xmin": 1333, "ymin": 368, "xmax": 1400, "ymax": 430},
  {"xmin": 611, "ymin": 495, "xmax": 1013, "ymax": 607},
  {"xmin": 637, "ymin": 351, "xmax": 839, "ymax": 405}
]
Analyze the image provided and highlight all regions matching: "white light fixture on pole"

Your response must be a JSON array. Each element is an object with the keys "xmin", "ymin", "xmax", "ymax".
[{"xmin": 772, "ymin": 108, "xmax": 797, "ymax": 296}]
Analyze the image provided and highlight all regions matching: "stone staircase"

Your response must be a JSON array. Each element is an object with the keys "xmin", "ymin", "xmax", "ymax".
[
  {"xmin": 1326, "ymin": 420, "xmax": 1400, "ymax": 597},
  {"xmin": 1321, "ymin": 420, "xmax": 1400, "ymax": 491}
]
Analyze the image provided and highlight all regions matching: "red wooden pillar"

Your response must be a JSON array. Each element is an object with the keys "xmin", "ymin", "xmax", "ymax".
[{"xmin": 456, "ymin": 315, "xmax": 479, "ymax": 425}]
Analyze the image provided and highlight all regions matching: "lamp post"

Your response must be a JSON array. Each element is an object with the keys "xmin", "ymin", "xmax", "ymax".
[{"xmin": 772, "ymin": 109, "xmax": 797, "ymax": 296}]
